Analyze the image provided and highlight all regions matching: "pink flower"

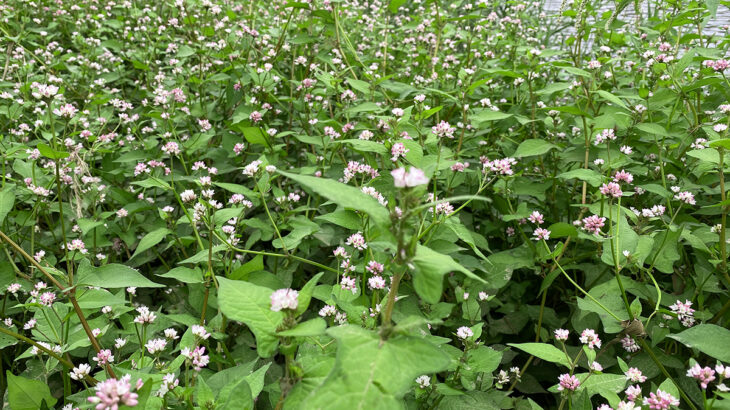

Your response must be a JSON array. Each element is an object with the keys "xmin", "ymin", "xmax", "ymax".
[
  {"xmin": 270, "ymin": 289, "xmax": 299, "ymax": 312},
  {"xmin": 528, "ymin": 211, "xmax": 544, "ymax": 225},
  {"xmin": 93, "ymin": 349, "xmax": 114, "ymax": 366},
  {"xmin": 456, "ymin": 326, "xmax": 474, "ymax": 340},
  {"xmin": 621, "ymin": 336, "xmax": 640, "ymax": 352},
  {"xmin": 249, "ymin": 111, "xmax": 262, "ymax": 123},
  {"xmin": 613, "ymin": 170, "xmax": 634, "ymax": 184},
  {"xmin": 625, "ymin": 367, "xmax": 647, "ymax": 383},
  {"xmin": 557, "ymin": 373, "xmax": 580, "ymax": 391},
  {"xmin": 579, "ymin": 329, "xmax": 601, "ymax": 349},
  {"xmin": 88, "ymin": 375, "xmax": 139, "ymax": 410},
  {"xmin": 391, "ymin": 167, "xmax": 429, "ymax": 188},
  {"xmin": 581, "ymin": 215, "xmax": 606, "ymax": 235},
  {"xmin": 625, "ymin": 385, "xmax": 642, "ymax": 402},
  {"xmin": 674, "ymin": 191, "xmax": 695, "ymax": 205},
  {"xmin": 642, "ymin": 389, "xmax": 679, "ymax": 409},
  {"xmin": 346, "ymin": 232, "xmax": 367, "ymax": 250},
  {"xmin": 600, "ymin": 182, "xmax": 623, "ymax": 198},
  {"xmin": 554, "ymin": 329, "xmax": 569, "ymax": 341},
  {"xmin": 366, "ymin": 261, "xmax": 384, "ymax": 274},
  {"xmin": 669, "ymin": 299, "xmax": 695, "ymax": 327},
  {"xmin": 368, "ymin": 276, "xmax": 386, "ymax": 290},
  {"xmin": 432, "ymin": 121, "xmax": 456, "ymax": 138},
  {"xmin": 390, "ymin": 142, "xmax": 409, "ymax": 162},
  {"xmin": 687, "ymin": 364, "xmax": 716, "ymax": 389},
  {"xmin": 532, "ymin": 228, "xmax": 551, "ymax": 241}
]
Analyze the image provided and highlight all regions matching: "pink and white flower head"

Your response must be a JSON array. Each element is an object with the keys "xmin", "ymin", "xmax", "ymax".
[
  {"xmin": 554, "ymin": 329, "xmax": 569, "ymax": 341},
  {"xmin": 191, "ymin": 324, "xmax": 211, "ymax": 340},
  {"xmin": 391, "ymin": 167, "xmax": 429, "ymax": 188},
  {"xmin": 625, "ymin": 385, "xmax": 642, "ymax": 402},
  {"xmin": 456, "ymin": 326, "xmax": 474, "ymax": 340},
  {"xmin": 532, "ymin": 228, "xmax": 551, "ymax": 241},
  {"xmin": 642, "ymin": 389, "xmax": 679, "ymax": 409},
  {"xmin": 368, "ymin": 276, "xmax": 387, "ymax": 290},
  {"xmin": 346, "ymin": 232, "xmax": 367, "ymax": 250},
  {"xmin": 674, "ymin": 191, "xmax": 696, "ymax": 205},
  {"xmin": 579, "ymin": 329, "xmax": 601, "ymax": 349},
  {"xmin": 70, "ymin": 363, "xmax": 91, "ymax": 381},
  {"xmin": 600, "ymin": 182, "xmax": 623, "ymax": 198},
  {"xmin": 528, "ymin": 211, "xmax": 544, "ymax": 225},
  {"xmin": 613, "ymin": 170, "xmax": 634, "ymax": 184},
  {"xmin": 624, "ymin": 367, "xmax": 647, "ymax": 383},
  {"xmin": 687, "ymin": 364, "xmax": 716, "ymax": 389},
  {"xmin": 581, "ymin": 215, "xmax": 606, "ymax": 235},
  {"xmin": 557, "ymin": 373, "xmax": 580, "ymax": 391},
  {"xmin": 93, "ymin": 349, "xmax": 114, "ymax": 366},
  {"xmin": 88, "ymin": 374, "xmax": 139, "ymax": 410},
  {"xmin": 270, "ymin": 288, "xmax": 299, "ymax": 312}
]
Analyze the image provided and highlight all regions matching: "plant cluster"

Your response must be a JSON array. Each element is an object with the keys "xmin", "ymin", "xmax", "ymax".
[{"xmin": 0, "ymin": 0, "xmax": 730, "ymax": 409}]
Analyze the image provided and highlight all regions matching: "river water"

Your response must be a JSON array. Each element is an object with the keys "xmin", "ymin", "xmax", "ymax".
[{"xmin": 542, "ymin": 0, "xmax": 729, "ymax": 36}]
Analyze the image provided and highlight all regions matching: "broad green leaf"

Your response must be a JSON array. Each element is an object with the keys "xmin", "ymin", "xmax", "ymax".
[
  {"xmin": 131, "ymin": 228, "xmax": 170, "ymax": 259},
  {"xmin": 594, "ymin": 90, "xmax": 629, "ymax": 110},
  {"xmin": 470, "ymin": 110, "xmax": 512, "ymax": 124},
  {"xmin": 7, "ymin": 372, "xmax": 57, "ymax": 410},
  {"xmin": 131, "ymin": 177, "xmax": 171, "ymax": 190},
  {"xmin": 412, "ymin": 244, "xmax": 486, "ymax": 304},
  {"xmin": 507, "ymin": 343, "xmax": 570, "ymax": 367},
  {"xmin": 513, "ymin": 139, "xmax": 557, "ymax": 158},
  {"xmin": 76, "ymin": 259, "xmax": 164, "ymax": 288},
  {"xmin": 709, "ymin": 139, "xmax": 730, "ymax": 150},
  {"xmin": 557, "ymin": 169, "xmax": 604, "ymax": 187},
  {"xmin": 277, "ymin": 318, "xmax": 327, "ymax": 337},
  {"xmin": 219, "ymin": 380, "xmax": 253, "ymax": 410},
  {"xmin": 217, "ymin": 276, "xmax": 284, "ymax": 358},
  {"xmin": 687, "ymin": 149, "xmax": 720, "ymax": 164},
  {"xmin": 304, "ymin": 325, "xmax": 451, "ymax": 409},
  {"xmin": 37, "ymin": 143, "xmax": 69, "ymax": 160},
  {"xmin": 647, "ymin": 228, "xmax": 682, "ymax": 273},
  {"xmin": 0, "ymin": 186, "xmax": 14, "ymax": 224},
  {"xmin": 340, "ymin": 139, "xmax": 387, "ymax": 154},
  {"xmin": 296, "ymin": 272, "xmax": 324, "ymax": 316},
  {"xmin": 242, "ymin": 127, "xmax": 269, "ymax": 147},
  {"xmin": 157, "ymin": 266, "xmax": 204, "ymax": 283},
  {"xmin": 279, "ymin": 170, "xmax": 390, "ymax": 227},
  {"xmin": 388, "ymin": 0, "xmax": 406, "ymax": 13},
  {"xmin": 668, "ymin": 324, "xmax": 730, "ymax": 362},
  {"xmin": 635, "ymin": 123, "xmax": 668, "ymax": 137},
  {"xmin": 230, "ymin": 254, "xmax": 264, "ymax": 280},
  {"xmin": 196, "ymin": 377, "xmax": 215, "ymax": 408},
  {"xmin": 547, "ymin": 222, "xmax": 578, "ymax": 238},
  {"xmin": 315, "ymin": 210, "xmax": 362, "ymax": 230},
  {"xmin": 535, "ymin": 82, "xmax": 571, "ymax": 95},
  {"xmin": 580, "ymin": 373, "xmax": 627, "ymax": 398}
]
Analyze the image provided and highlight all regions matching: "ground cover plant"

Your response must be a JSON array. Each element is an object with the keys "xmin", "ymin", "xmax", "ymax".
[{"xmin": 1, "ymin": 0, "xmax": 730, "ymax": 408}]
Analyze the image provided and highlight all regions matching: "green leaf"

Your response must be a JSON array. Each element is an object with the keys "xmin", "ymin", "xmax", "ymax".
[
  {"xmin": 37, "ymin": 143, "xmax": 70, "ymax": 160},
  {"xmin": 296, "ymin": 272, "xmax": 324, "ymax": 316},
  {"xmin": 412, "ymin": 244, "xmax": 486, "ymax": 304},
  {"xmin": 131, "ymin": 177, "xmax": 170, "ymax": 190},
  {"xmin": 279, "ymin": 170, "xmax": 390, "ymax": 228},
  {"xmin": 157, "ymin": 267, "xmax": 204, "ymax": 283},
  {"xmin": 0, "ymin": 186, "xmax": 14, "ymax": 224},
  {"xmin": 388, "ymin": 0, "xmax": 406, "ymax": 13},
  {"xmin": 242, "ymin": 127, "xmax": 269, "ymax": 147},
  {"xmin": 547, "ymin": 222, "xmax": 578, "ymax": 238},
  {"xmin": 7, "ymin": 372, "xmax": 57, "ymax": 410},
  {"xmin": 594, "ymin": 90, "xmax": 629, "ymax": 110},
  {"xmin": 513, "ymin": 139, "xmax": 557, "ymax": 158},
  {"xmin": 230, "ymin": 254, "xmax": 264, "ymax": 280},
  {"xmin": 668, "ymin": 324, "xmax": 730, "ymax": 362},
  {"xmin": 196, "ymin": 377, "xmax": 215, "ymax": 408},
  {"xmin": 687, "ymin": 149, "xmax": 720, "ymax": 164},
  {"xmin": 557, "ymin": 168, "xmax": 604, "ymax": 187},
  {"xmin": 340, "ymin": 139, "xmax": 387, "ymax": 154},
  {"xmin": 535, "ymin": 82, "xmax": 571, "ymax": 95},
  {"xmin": 470, "ymin": 110, "xmax": 512, "ymax": 124},
  {"xmin": 305, "ymin": 325, "xmax": 451, "ymax": 409},
  {"xmin": 636, "ymin": 123, "xmax": 669, "ymax": 137},
  {"xmin": 131, "ymin": 228, "xmax": 170, "ymax": 259},
  {"xmin": 219, "ymin": 380, "xmax": 253, "ymax": 410},
  {"xmin": 277, "ymin": 318, "xmax": 327, "ymax": 337},
  {"xmin": 217, "ymin": 276, "xmax": 284, "ymax": 358},
  {"xmin": 709, "ymin": 139, "xmax": 730, "ymax": 150},
  {"xmin": 580, "ymin": 373, "xmax": 627, "ymax": 398},
  {"xmin": 315, "ymin": 210, "xmax": 362, "ymax": 230},
  {"xmin": 76, "ymin": 259, "xmax": 164, "ymax": 288},
  {"xmin": 507, "ymin": 343, "xmax": 570, "ymax": 367},
  {"xmin": 647, "ymin": 228, "xmax": 682, "ymax": 273}
]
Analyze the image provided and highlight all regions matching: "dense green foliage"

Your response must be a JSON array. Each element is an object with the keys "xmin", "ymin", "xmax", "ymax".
[{"xmin": 1, "ymin": 0, "xmax": 730, "ymax": 409}]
